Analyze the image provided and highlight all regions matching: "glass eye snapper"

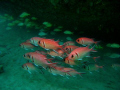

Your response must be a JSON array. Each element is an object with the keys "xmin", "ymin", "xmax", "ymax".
[
  {"xmin": 66, "ymin": 48, "xmax": 68, "ymax": 50},
  {"xmin": 38, "ymin": 41, "xmax": 40, "ymax": 44},
  {"xmin": 71, "ymin": 55, "xmax": 74, "ymax": 58},
  {"xmin": 77, "ymin": 39, "xmax": 79, "ymax": 42}
]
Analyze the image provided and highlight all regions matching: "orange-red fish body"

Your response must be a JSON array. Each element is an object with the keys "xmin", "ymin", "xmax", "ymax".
[
  {"xmin": 64, "ymin": 57, "xmax": 76, "ymax": 65},
  {"xmin": 30, "ymin": 37, "xmax": 43, "ymax": 46},
  {"xmin": 48, "ymin": 65, "xmax": 85, "ymax": 77},
  {"xmin": 48, "ymin": 65, "xmax": 65, "ymax": 76},
  {"xmin": 38, "ymin": 38, "xmax": 62, "ymax": 50},
  {"xmin": 63, "ymin": 41, "xmax": 75, "ymax": 48},
  {"xmin": 68, "ymin": 46, "xmax": 93, "ymax": 60},
  {"xmin": 24, "ymin": 52, "xmax": 54, "ymax": 69},
  {"xmin": 76, "ymin": 37, "xmax": 97, "ymax": 46},
  {"xmin": 47, "ymin": 49, "xmax": 64, "ymax": 58},
  {"xmin": 22, "ymin": 63, "xmax": 37, "ymax": 74},
  {"xmin": 64, "ymin": 45, "xmax": 79, "ymax": 54},
  {"xmin": 20, "ymin": 42, "xmax": 35, "ymax": 50}
]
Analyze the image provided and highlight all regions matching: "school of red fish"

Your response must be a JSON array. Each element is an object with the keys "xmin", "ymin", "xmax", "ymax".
[{"xmin": 20, "ymin": 37, "xmax": 103, "ymax": 77}]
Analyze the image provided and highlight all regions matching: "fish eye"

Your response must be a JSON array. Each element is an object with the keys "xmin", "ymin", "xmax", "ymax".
[
  {"xmin": 66, "ymin": 48, "xmax": 68, "ymax": 50},
  {"xmin": 27, "ymin": 54, "xmax": 30, "ymax": 58},
  {"xmin": 38, "ymin": 41, "xmax": 40, "ymax": 44},
  {"xmin": 77, "ymin": 39, "xmax": 79, "ymax": 42},
  {"xmin": 71, "ymin": 55, "xmax": 74, "ymax": 58}
]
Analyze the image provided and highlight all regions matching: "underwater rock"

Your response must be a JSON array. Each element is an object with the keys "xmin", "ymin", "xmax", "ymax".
[{"xmin": 0, "ymin": 65, "xmax": 4, "ymax": 73}]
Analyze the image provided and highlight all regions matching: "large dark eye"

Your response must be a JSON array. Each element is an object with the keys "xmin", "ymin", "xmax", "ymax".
[
  {"xmin": 71, "ymin": 55, "xmax": 74, "ymax": 58},
  {"xmin": 63, "ymin": 58, "xmax": 65, "ymax": 62},
  {"xmin": 66, "ymin": 48, "xmax": 68, "ymax": 50},
  {"xmin": 77, "ymin": 39, "xmax": 79, "ymax": 42},
  {"xmin": 27, "ymin": 54, "xmax": 30, "ymax": 58},
  {"xmin": 38, "ymin": 41, "xmax": 40, "ymax": 44}
]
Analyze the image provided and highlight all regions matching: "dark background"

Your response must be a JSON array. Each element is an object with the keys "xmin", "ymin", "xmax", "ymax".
[{"xmin": 0, "ymin": 0, "xmax": 119, "ymax": 43}]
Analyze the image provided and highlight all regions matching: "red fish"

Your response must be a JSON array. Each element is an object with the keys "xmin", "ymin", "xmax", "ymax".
[
  {"xmin": 47, "ymin": 65, "xmax": 65, "ymax": 76},
  {"xmin": 76, "ymin": 37, "xmax": 98, "ymax": 46},
  {"xmin": 22, "ymin": 63, "xmax": 39, "ymax": 74},
  {"xmin": 20, "ymin": 42, "xmax": 35, "ymax": 50},
  {"xmin": 64, "ymin": 45, "xmax": 79, "ymax": 54},
  {"xmin": 38, "ymin": 38, "xmax": 63, "ymax": 50},
  {"xmin": 23, "ymin": 51, "xmax": 55, "ymax": 69},
  {"xmin": 47, "ymin": 49, "xmax": 65, "ymax": 59},
  {"xmin": 64, "ymin": 57, "xmax": 76, "ymax": 65},
  {"xmin": 30, "ymin": 37, "xmax": 43, "ymax": 46},
  {"xmin": 22, "ymin": 63, "xmax": 38, "ymax": 74},
  {"xmin": 48, "ymin": 65, "xmax": 85, "ymax": 77},
  {"xmin": 67, "ymin": 46, "xmax": 95, "ymax": 60},
  {"xmin": 62, "ymin": 41, "xmax": 75, "ymax": 48},
  {"xmin": 64, "ymin": 57, "xmax": 82, "ymax": 66}
]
